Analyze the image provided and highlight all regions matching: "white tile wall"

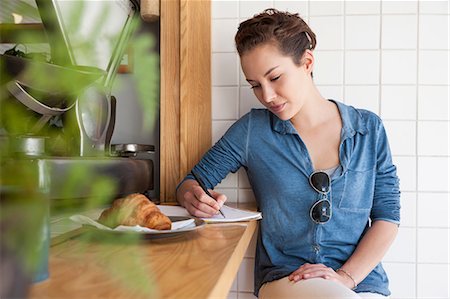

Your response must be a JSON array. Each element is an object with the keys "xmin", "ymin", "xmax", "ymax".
[
  {"xmin": 392, "ymin": 156, "xmax": 417, "ymax": 191},
  {"xmin": 317, "ymin": 85, "xmax": 344, "ymax": 101},
  {"xmin": 418, "ymin": 50, "xmax": 449, "ymax": 85},
  {"xmin": 417, "ymin": 193, "xmax": 449, "ymax": 227},
  {"xmin": 314, "ymin": 50, "xmax": 344, "ymax": 84},
  {"xmin": 417, "ymin": 264, "xmax": 450, "ymax": 298},
  {"xmin": 383, "ymin": 227, "xmax": 417, "ymax": 263},
  {"xmin": 381, "ymin": 86, "xmax": 417, "ymax": 120},
  {"xmin": 210, "ymin": 1, "xmax": 450, "ymax": 298},
  {"xmin": 239, "ymin": 1, "xmax": 273, "ymax": 18},
  {"xmin": 346, "ymin": 15, "xmax": 380, "ymax": 50},
  {"xmin": 418, "ymin": 157, "xmax": 449, "ymax": 192},
  {"xmin": 419, "ymin": 1, "xmax": 449, "ymax": 14},
  {"xmin": 345, "ymin": 51, "xmax": 380, "ymax": 84},
  {"xmin": 212, "ymin": 19, "xmax": 240, "ymax": 52},
  {"xmin": 382, "ymin": 15, "xmax": 417, "ymax": 49},
  {"xmin": 382, "ymin": 1, "xmax": 418, "ymax": 14},
  {"xmin": 212, "ymin": 87, "xmax": 239, "ymax": 120},
  {"xmin": 309, "ymin": 16, "xmax": 344, "ymax": 50},
  {"xmin": 381, "ymin": 50, "xmax": 417, "ymax": 84},
  {"xmin": 273, "ymin": 1, "xmax": 308, "ymax": 17},
  {"xmin": 383, "ymin": 121, "xmax": 416, "ymax": 156},
  {"xmin": 309, "ymin": 1, "xmax": 344, "ymax": 16},
  {"xmin": 212, "ymin": 120, "xmax": 235, "ymax": 144},
  {"xmin": 345, "ymin": 1, "xmax": 380, "ymax": 15},
  {"xmin": 212, "ymin": 1, "xmax": 239, "ymax": 19},
  {"xmin": 239, "ymin": 87, "xmax": 264, "ymax": 117},
  {"xmin": 384, "ymin": 262, "xmax": 417, "ymax": 299},
  {"xmin": 345, "ymin": 85, "xmax": 380, "ymax": 113},
  {"xmin": 237, "ymin": 258, "xmax": 255, "ymax": 292},
  {"xmin": 417, "ymin": 121, "xmax": 449, "ymax": 155},
  {"xmin": 418, "ymin": 86, "xmax": 449, "ymax": 120},
  {"xmin": 400, "ymin": 192, "xmax": 417, "ymax": 228},
  {"xmin": 212, "ymin": 53, "xmax": 239, "ymax": 86},
  {"xmin": 419, "ymin": 15, "xmax": 449, "ymax": 49},
  {"xmin": 417, "ymin": 228, "xmax": 449, "ymax": 263}
]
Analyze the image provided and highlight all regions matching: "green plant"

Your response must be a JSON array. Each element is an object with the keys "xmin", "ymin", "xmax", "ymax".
[{"xmin": 0, "ymin": 0, "xmax": 159, "ymax": 297}]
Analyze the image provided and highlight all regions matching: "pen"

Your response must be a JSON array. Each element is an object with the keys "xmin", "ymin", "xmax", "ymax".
[{"xmin": 191, "ymin": 170, "xmax": 225, "ymax": 218}]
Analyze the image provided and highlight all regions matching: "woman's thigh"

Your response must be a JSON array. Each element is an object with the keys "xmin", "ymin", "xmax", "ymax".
[{"xmin": 259, "ymin": 277, "xmax": 361, "ymax": 299}]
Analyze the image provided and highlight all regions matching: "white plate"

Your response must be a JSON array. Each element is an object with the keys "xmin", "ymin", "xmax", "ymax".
[{"xmin": 71, "ymin": 215, "xmax": 205, "ymax": 238}]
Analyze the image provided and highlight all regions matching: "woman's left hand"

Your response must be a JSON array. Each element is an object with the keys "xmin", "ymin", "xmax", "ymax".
[{"xmin": 288, "ymin": 263, "xmax": 354, "ymax": 289}]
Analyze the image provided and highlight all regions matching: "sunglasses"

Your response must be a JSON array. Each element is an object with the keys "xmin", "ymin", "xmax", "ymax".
[{"xmin": 309, "ymin": 171, "xmax": 332, "ymax": 224}]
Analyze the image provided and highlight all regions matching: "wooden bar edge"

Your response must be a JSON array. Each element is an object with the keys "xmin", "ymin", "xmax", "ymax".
[{"xmin": 207, "ymin": 221, "xmax": 258, "ymax": 298}]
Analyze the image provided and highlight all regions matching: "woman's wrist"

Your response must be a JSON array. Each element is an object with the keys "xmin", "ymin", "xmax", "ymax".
[
  {"xmin": 176, "ymin": 179, "xmax": 195, "ymax": 207},
  {"xmin": 336, "ymin": 268, "xmax": 357, "ymax": 290}
]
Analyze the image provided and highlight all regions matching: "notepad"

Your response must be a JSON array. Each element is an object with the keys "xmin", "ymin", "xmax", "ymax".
[{"xmin": 158, "ymin": 204, "xmax": 262, "ymax": 223}]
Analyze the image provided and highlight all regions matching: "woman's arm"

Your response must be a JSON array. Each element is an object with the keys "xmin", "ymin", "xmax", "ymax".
[
  {"xmin": 334, "ymin": 220, "xmax": 398, "ymax": 287},
  {"xmin": 288, "ymin": 220, "xmax": 398, "ymax": 288},
  {"xmin": 176, "ymin": 113, "xmax": 252, "ymax": 217}
]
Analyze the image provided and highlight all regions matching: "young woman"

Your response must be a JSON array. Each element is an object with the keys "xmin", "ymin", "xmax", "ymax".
[{"xmin": 176, "ymin": 9, "xmax": 400, "ymax": 299}]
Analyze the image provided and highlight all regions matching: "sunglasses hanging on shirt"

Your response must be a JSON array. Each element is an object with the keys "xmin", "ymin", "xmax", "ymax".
[{"xmin": 309, "ymin": 171, "xmax": 332, "ymax": 224}]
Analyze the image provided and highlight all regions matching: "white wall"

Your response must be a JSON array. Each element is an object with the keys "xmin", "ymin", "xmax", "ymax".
[{"xmin": 211, "ymin": 1, "xmax": 450, "ymax": 298}]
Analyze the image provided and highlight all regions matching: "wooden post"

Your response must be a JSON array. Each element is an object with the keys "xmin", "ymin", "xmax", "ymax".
[{"xmin": 160, "ymin": 0, "xmax": 211, "ymax": 202}]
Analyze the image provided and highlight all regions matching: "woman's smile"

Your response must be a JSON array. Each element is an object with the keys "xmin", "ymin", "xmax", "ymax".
[{"xmin": 269, "ymin": 102, "xmax": 286, "ymax": 114}]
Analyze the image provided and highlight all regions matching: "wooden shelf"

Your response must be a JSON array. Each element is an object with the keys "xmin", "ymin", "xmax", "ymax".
[{"xmin": 29, "ymin": 221, "xmax": 258, "ymax": 299}]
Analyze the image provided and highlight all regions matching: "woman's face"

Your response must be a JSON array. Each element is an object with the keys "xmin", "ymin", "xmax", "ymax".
[{"xmin": 240, "ymin": 43, "xmax": 313, "ymax": 121}]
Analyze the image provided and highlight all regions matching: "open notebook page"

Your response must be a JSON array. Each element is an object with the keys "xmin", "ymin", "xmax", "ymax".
[{"xmin": 158, "ymin": 205, "xmax": 262, "ymax": 223}]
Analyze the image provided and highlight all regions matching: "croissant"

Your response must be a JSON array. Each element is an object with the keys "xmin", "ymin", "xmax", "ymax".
[{"xmin": 98, "ymin": 193, "xmax": 172, "ymax": 230}]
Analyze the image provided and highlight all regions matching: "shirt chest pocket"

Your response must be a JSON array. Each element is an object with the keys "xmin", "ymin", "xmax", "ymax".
[{"xmin": 336, "ymin": 169, "xmax": 375, "ymax": 211}]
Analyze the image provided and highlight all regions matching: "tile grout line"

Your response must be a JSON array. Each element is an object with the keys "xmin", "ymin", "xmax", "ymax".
[
  {"xmin": 378, "ymin": 1, "xmax": 382, "ymax": 118},
  {"xmin": 236, "ymin": 1, "xmax": 241, "ymax": 213},
  {"xmin": 342, "ymin": 0, "xmax": 346, "ymax": 104},
  {"xmin": 236, "ymin": 2, "xmax": 242, "ymax": 294},
  {"xmin": 415, "ymin": 1, "xmax": 420, "ymax": 297}
]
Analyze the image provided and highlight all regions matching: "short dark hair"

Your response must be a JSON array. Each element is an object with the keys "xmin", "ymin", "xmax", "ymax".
[{"xmin": 235, "ymin": 8, "xmax": 316, "ymax": 66}]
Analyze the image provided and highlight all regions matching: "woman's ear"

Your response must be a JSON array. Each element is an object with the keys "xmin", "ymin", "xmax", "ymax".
[{"xmin": 301, "ymin": 50, "xmax": 314, "ymax": 74}]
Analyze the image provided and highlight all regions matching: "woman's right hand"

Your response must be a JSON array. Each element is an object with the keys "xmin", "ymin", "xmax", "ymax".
[{"xmin": 176, "ymin": 179, "xmax": 227, "ymax": 218}]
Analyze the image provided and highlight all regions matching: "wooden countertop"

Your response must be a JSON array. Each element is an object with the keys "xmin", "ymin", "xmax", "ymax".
[{"xmin": 29, "ymin": 218, "xmax": 257, "ymax": 299}]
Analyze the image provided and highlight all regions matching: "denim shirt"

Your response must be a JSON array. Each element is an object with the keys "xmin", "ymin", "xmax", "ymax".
[{"xmin": 183, "ymin": 100, "xmax": 400, "ymax": 297}]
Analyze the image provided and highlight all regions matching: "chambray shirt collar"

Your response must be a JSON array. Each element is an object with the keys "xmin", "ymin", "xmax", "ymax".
[
  {"xmin": 271, "ymin": 99, "xmax": 369, "ymax": 137},
  {"xmin": 332, "ymin": 99, "xmax": 369, "ymax": 138},
  {"xmin": 271, "ymin": 113, "xmax": 296, "ymax": 134}
]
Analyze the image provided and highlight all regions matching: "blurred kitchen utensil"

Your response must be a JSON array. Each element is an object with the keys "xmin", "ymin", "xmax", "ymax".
[
  {"xmin": 11, "ymin": 135, "xmax": 48, "ymax": 157},
  {"xmin": 2, "ymin": 54, "xmax": 106, "ymax": 135},
  {"xmin": 111, "ymin": 144, "xmax": 155, "ymax": 157},
  {"xmin": 104, "ymin": 96, "xmax": 117, "ymax": 152},
  {"xmin": 75, "ymin": 86, "xmax": 112, "ymax": 155},
  {"xmin": 1, "ymin": 54, "xmax": 106, "ymax": 97}
]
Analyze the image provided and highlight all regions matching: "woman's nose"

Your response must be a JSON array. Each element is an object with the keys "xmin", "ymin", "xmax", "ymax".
[{"xmin": 261, "ymin": 85, "xmax": 276, "ymax": 103}]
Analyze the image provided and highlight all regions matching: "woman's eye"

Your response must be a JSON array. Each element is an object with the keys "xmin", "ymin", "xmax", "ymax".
[
  {"xmin": 271, "ymin": 75, "xmax": 281, "ymax": 82},
  {"xmin": 249, "ymin": 76, "xmax": 280, "ymax": 89}
]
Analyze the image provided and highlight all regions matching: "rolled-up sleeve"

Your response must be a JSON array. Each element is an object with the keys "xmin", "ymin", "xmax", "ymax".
[
  {"xmin": 371, "ymin": 121, "xmax": 401, "ymax": 225},
  {"xmin": 177, "ymin": 113, "xmax": 250, "ymax": 191}
]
